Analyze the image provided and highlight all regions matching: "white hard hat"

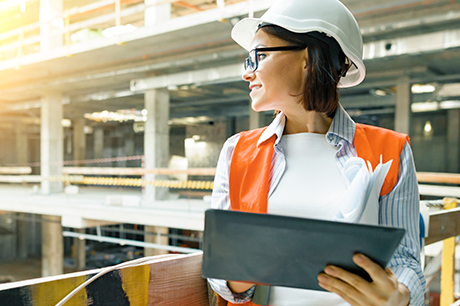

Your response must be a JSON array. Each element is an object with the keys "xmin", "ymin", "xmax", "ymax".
[{"xmin": 231, "ymin": 0, "xmax": 366, "ymax": 88}]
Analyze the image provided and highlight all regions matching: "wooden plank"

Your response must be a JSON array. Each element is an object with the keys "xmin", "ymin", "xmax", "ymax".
[
  {"xmin": 0, "ymin": 167, "xmax": 32, "ymax": 175},
  {"xmin": 425, "ymin": 207, "xmax": 460, "ymax": 245},
  {"xmin": 418, "ymin": 184, "xmax": 460, "ymax": 198},
  {"xmin": 440, "ymin": 199, "xmax": 457, "ymax": 306},
  {"xmin": 178, "ymin": 191, "xmax": 212, "ymax": 198},
  {"xmin": 0, "ymin": 253, "xmax": 208, "ymax": 305},
  {"xmin": 149, "ymin": 253, "xmax": 208, "ymax": 305},
  {"xmin": 63, "ymin": 167, "xmax": 216, "ymax": 176},
  {"xmin": 417, "ymin": 172, "xmax": 460, "ymax": 184},
  {"xmin": 0, "ymin": 175, "xmax": 41, "ymax": 183},
  {"xmin": 176, "ymin": 1, "xmax": 204, "ymax": 11}
]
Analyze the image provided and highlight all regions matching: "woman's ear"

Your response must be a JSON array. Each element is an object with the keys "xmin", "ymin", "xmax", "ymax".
[{"xmin": 303, "ymin": 48, "xmax": 309, "ymax": 70}]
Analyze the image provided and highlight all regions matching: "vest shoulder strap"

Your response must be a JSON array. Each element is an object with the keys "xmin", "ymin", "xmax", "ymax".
[
  {"xmin": 229, "ymin": 127, "xmax": 275, "ymax": 213},
  {"xmin": 354, "ymin": 123, "xmax": 410, "ymax": 196}
]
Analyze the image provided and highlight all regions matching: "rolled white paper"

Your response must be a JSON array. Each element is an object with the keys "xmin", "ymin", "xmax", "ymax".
[{"xmin": 333, "ymin": 156, "xmax": 392, "ymax": 225}]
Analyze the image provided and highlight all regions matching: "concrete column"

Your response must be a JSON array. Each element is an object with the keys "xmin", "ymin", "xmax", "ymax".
[
  {"xmin": 226, "ymin": 117, "xmax": 236, "ymax": 138},
  {"xmin": 144, "ymin": 0, "xmax": 171, "ymax": 27},
  {"xmin": 16, "ymin": 125, "xmax": 29, "ymax": 258},
  {"xmin": 16, "ymin": 124, "xmax": 28, "ymax": 165},
  {"xmin": 144, "ymin": 89, "xmax": 170, "ymax": 201},
  {"xmin": 113, "ymin": 136, "xmax": 123, "ymax": 167},
  {"xmin": 249, "ymin": 104, "xmax": 264, "ymax": 130},
  {"xmin": 94, "ymin": 128, "xmax": 104, "ymax": 159},
  {"xmin": 125, "ymin": 131, "xmax": 135, "ymax": 167},
  {"xmin": 28, "ymin": 214, "xmax": 41, "ymax": 258},
  {"xmin": 41, "ymin": 91, "xmax": 63, "ymax": 194},
  {"xmin": 144, "ymin": 226, "xmax": 169, "ymax": 256},
  {"xmin": 40, "ymin": 0, "xmax": 63, "ymax": 52},
  {"xmin": 448, "ymin": 109, "xmax": 460, "ymax": 173},
  {"xmin": 73, "ymin": 118, "xmax": 86, "ymax": 162},
  {"xmin": 0, "ymin": 213, "xmax": 17, "ymax": 259},
  {"xmin": 395, "ymin": 78, "xmax": 411, "ymax": 135},
  {"xmin": 74, "ymin": 229, "xmax": 86, "ymax": 271},
  {"xmin": 42, "ymin": 215, "xmax": 63, "ymax": 277},
  {"xmin": 17, "ymin": 213, "xmax": 28, "ymax": 259}
]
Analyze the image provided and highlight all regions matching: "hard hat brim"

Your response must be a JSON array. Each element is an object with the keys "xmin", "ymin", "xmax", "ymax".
[
  {"xmin": 231, "ymin": 18, "xmax": 365, "ymax": 88},
  {"xmin": 231, "ymin": 18, "xmax": 262, "ymax": 52}
]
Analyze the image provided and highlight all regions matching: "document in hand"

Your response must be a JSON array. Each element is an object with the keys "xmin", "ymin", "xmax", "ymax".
[{"xmin": 202, "ymin": 209, "xmax": 405, "ymax": 291}]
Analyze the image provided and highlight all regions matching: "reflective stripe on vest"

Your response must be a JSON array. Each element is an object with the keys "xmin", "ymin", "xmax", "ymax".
[{"xmin": 221, "ymin": 123, "xmax": 409, "ymax": 306}]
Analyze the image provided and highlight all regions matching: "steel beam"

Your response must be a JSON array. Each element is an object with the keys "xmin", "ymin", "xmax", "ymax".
[
  {"xmin": 363, "ymin": 28, "xmax": 460, "ymax": 60},
  {"xmin": 131, "ymin": 63, "xmax": 245, "ymax": 91}
]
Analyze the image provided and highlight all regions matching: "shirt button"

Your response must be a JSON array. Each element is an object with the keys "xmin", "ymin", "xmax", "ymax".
[{"xmin": 328, "ymin": 135, "xmax": 333, "ymax": 141}]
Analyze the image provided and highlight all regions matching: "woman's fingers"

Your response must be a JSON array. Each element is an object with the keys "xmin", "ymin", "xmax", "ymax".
[
  {"xmin": 353, "ymin": 254, "xmax": 387, "ymax": 284},
  {"xmin": 322, "ymin": 265, "xmax": 374, "ymax": 298},
  {"xmin": 385, "ymin": 267, "xmax": 395, "ymax": 277},
  {"xmin": 353, "ymin": 254, "xmax": 398, "ymax": 291},
  {"xmin": 318, "ymin": 272, "xmax": 367, "ymax": 306},
  {"xmin": 319, "ymin": 254, "xmax": 405, "ymax": 306}
]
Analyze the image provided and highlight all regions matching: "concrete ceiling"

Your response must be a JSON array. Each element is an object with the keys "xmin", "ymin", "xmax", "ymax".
[{"xmin": 0, "ymin": 0, "xmax": 459, "ymax": 126}]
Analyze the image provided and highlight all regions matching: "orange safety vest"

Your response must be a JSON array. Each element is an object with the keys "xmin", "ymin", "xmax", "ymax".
[{"xmin": 219, "ymin": 123, "xmax": 409, "ymax": 306}]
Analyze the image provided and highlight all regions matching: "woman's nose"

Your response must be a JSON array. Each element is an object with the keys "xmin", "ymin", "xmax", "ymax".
[{"xmin": 242, "ymin": 67, "xmax": 255, "ymax": 82}]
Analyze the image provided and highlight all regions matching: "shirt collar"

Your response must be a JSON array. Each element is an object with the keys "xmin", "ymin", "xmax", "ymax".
[
  {"xmin": 257, "ymin": 112, "xmax": 285, "ymax": 147},
  {"xmin": 256, "ymin": 104, "xmax": 356, "ymax": 147},
  {"xmin": 326, "ymin": 103, "xmax": 356, "ymax": 145}
]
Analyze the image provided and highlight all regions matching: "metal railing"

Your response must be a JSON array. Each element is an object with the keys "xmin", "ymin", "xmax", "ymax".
[{"xmin": 0, "ymin": 0, "xmax": 250, "ymax": 62}]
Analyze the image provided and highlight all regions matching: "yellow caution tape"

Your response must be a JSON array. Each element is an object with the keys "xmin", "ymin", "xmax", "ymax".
[{"xmin": 45, "ymin": 176, "xmax": 213, "ymax": 190}]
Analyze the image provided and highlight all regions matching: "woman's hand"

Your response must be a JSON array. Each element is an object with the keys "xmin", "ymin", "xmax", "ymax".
[
  {"xmin": 317, "ymin": 254, "xmax": 410, "ymax": 306},
  {"xmin": 227, "ymin": 281, "xmax": 255, "ymax": 294}
]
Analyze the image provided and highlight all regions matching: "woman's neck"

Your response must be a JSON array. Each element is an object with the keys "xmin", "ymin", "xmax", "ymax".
[{"xmin": 283, "ymin": 110, "xmax": 333, "ymax": 135}]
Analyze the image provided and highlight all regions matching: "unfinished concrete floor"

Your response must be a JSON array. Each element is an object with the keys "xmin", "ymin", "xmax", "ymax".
[
  {"xmin": 0, "ymin": 258, "xmax": 41, "ymax": 282},
  {"xmin": 0, "ymin": 257, "xmax": 81, "ymax": 284},
  {"xmin": 0, "ymin": 184, "xmax": 210, "ymax": 231}
]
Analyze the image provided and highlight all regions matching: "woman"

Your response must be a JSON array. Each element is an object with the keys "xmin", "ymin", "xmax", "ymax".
[{"xmin": 208, "ymin": 0, "xmax": 425, "ymax": 305}]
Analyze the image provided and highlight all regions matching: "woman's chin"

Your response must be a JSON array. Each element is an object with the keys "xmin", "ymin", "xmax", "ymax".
[{"xmin": 251, "ymin": 102, "xmax": 270, "ymax": 113}]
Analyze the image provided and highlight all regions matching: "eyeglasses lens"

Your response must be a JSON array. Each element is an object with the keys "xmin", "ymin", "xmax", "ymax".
[
  {"xmin": 244, "ymin": 50, "xmax": 257, "ymax": 71},
  {"xmin": 244, "ymin": 57, "xmax": 251, "ymax": 70}
]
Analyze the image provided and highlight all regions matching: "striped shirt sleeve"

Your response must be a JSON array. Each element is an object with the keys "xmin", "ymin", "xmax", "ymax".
[
  {"xmin": 380, "ymin": 142, "xmax": 426, "ymax": 306},
  {"xmin": 207, "ymin": 133, "xmax": 256, "ymax": 303},
  {"xmin": 211, "ymin": 133, "xmax": 239, "ymax": 211}
]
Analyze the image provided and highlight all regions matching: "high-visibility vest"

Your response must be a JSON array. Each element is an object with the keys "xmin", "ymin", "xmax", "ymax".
[{"xmin": 219, "ymin": 123, "xmax": 409, "ymax": 306}]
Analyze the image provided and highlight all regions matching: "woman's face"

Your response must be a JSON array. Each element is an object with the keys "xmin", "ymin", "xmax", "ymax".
[{"xmin": 243, "ymin": 30, "xmax": 308, "ymax": 115}]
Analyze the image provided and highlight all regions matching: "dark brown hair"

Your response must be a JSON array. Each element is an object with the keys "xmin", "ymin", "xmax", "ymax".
[{"xmin": 259, "ymin": 25, "xmax": 352, "ymax": 118}]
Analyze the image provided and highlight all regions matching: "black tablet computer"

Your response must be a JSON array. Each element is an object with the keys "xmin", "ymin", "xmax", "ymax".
[{"xmin": 202, "ymin": 209, "xmax": 405, "ymax": 291}]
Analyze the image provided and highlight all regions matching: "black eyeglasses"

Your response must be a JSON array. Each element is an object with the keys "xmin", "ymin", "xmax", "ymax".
[{"xmin": 244, "ymin": 46, "xmax": 305, "ymax": 72}]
